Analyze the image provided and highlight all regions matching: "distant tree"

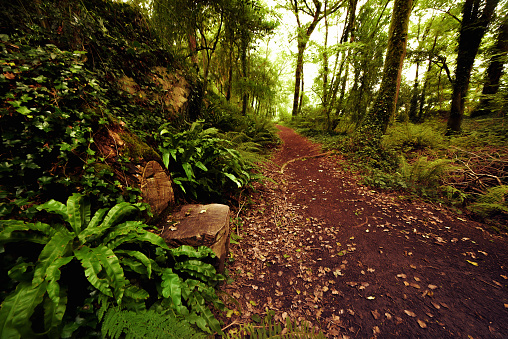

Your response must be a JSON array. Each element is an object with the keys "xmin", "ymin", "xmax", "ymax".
[
  {"xmin": 362, "ymin": 0, "xmax": 414, "ymax": 135},
  {"xmin": 471, "ymin": 12, "xmax": 508, "ymax": 117},
  {"xmin": 287, "ymin": 0, "xmax": 345, "ymax": 117},
  {"xmin": 446, "ymin": 0, "xmax": 500, "ymax": 133}
]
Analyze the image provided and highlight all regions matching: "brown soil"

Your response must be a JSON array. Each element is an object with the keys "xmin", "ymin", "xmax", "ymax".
[{"xmin": 222, "ymin": 125, "xmax": 508, "ymax": 338}]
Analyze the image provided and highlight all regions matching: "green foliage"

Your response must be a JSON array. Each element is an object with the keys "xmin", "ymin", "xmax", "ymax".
[
  {"xmin": 0, "ymin": 194, "xmax": 226, "ymax": 338},
  {"xmin": 225, "ymin": 311, "xmax": 326, "ymax": 338},
  {"xmin": 399, "ymin": 156, "xmax": 453, "ymax": 188},
  {"xmin": 382, "ymin": 122, "xmax": 447, "ymax": 154},
  {"xmin": 101, "ymin": 307, "xmax": 207, "ymax": 339},
  {"xmin": 158, "ymin": 121, "xmax": 259, "ymax": 200},
  {"xmin": 468, "ymin": 185, "xmax": 508, "ymax": 217}
]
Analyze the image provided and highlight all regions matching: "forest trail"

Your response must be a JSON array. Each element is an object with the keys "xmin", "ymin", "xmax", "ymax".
[{"xmin": 223, "ymin": 125, "xmax": 508, "ymax": 338}]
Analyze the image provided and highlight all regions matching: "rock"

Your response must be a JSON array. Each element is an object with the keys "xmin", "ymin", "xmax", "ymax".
[
  {"xmin": 160, "ymin": 204, "xmax": 230, "ymax": 273},
  {"xmin": 140, "ymin": 161, "xmax": 175, "ymax": 219}
]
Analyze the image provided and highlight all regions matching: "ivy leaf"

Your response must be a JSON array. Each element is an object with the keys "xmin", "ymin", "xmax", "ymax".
[{"xmin": 16, "ymin": 106, "xmax": 32, "ymax": 115}]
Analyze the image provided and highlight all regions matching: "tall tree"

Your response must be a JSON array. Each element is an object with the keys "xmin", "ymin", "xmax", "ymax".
[
  {"xmin": 362, "ymin": 0, "xmax": 414, "ymax": 134},
  {"xmin": 471, "ymin": 11, "xmax": 508, "ymax": 117},
  {"xmin": 446, "ymin": 0, "xmax": 500, "ymax": 133},
  {"xmin": 288, "ymin": 0, "xmax": 344, "ymax": 116}
]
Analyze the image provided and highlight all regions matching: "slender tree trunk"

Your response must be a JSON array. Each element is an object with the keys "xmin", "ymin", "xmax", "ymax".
[
  {"xmin": 471, "ymin": 14, "xmax": 508, "ymax": 117},
  {"xmin": 292, "ymin": 2, "xmax": 322, "ymax": 116},
  {"xmin": 446, "ymin": 0, "xmax": 500, "ymax": 133},
  {"xmin": 409, "ymin": 62, "xmax": 420, "ymax": 122},
  {"xmin": 363, "ymin": 0, "xmax": 413, "ymax": 134}
]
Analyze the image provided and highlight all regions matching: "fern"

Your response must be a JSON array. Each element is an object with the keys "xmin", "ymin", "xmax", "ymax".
[
  {"xmin": 225, "ymin": 313, "xmax": 326, "ymax": 339},
  {"xmin": 1, "ymin": 194, "xmax": 226, "ymax": 338},
  {"xmin": 399, "ymin": 156, "xmax": 453, "ymax": 187},
  {"xmin": 101, "ymin": 307, "xmax": 207, "ymax": 339},
  {"xmin": 469, "ymin": 185, "xmax": 508, "ymax": 217}
]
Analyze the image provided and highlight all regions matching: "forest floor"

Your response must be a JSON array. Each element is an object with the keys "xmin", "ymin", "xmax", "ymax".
[{"xmin": 222, "ymin": 125, "xmax": 508, "ymax": 338}]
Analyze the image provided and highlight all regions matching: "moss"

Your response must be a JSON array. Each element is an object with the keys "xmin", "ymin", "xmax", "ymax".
[{"xmin": 118, "ymin": 130, "xmax": 160, "ymax": 161}]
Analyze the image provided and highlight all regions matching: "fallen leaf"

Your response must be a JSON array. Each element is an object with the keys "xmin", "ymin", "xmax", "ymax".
[
  {"xmin": 428, "ymin": 284, "xmax": 438, "ymax": 290},
  {"xmin": 371, "ymin": 309, "xmax": 381, "ymax": 320},
  {"xmin": 466, "ymin": 260, "xmax": 478, "ymax": 266},
  {"xmin": 440, "ymin": 302, "xmax": 449, "ymax": 308},
  {"xmin": 431, "ymin": 302, "xmax": 441, "ymax": 310},
  {"xmin": 385, "ymin": 312, "xmax": 393, "ymax": 320},
  {"xmin": 501, "ymin": 275, "xmax": 507, "ymax": 280},
  {"xmin": 404, "ymin": 310, "xmax": 416, "ymax": 317},
  {"xmin": 417, "ymin": 319, "xmax": 427, "ymax": 328},
  {"xmin": 493, "ymin": 280, "xmax": 502, "ymax": 287},
  {"xmin": 4, "ymin": 73, "xmax": 15, "ymax": 80},
  {"xmin": 504, "ymin": 304, "xmax": 508, "ymax": 309},
  {"xmin": 410, "ymin": 264, "xmax": 417, "ymax": 269},
  {"xmin": 397, "ymin": 273, "xmax": 407, "ymax": 279},
  {"xmin": 410, "ymin": 283, "xmax": 421, "ymax": 289},
  {"xmin": 373, "ymin": 326, "xmax": 381, "ymax": 334},
  {"xmin": 403, "ymin": 281, "xmax": 410, "ymax": 286},
  {"xmin": 367, "ymin": 296, "xmax": 376, "ymax": 300}
]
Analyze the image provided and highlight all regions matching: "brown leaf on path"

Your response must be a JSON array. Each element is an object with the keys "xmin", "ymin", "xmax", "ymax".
[
  {"xmin": 417, "ymin": 319, "xmax": 427, "ymax": 328},
  {"xmin": 404, "ymin": 310, "xmax": 417, "ymax": 317},
  {"xmin": 428, "ymin": 284, "xmax": 438, "ymax": 290},
  {"xmin": 371, "ymin": 309, "xmax": 381, "ymax": 320},
  {"xmin": 431, "ymin": 302, "xmax": 441, "ymax": 310}
]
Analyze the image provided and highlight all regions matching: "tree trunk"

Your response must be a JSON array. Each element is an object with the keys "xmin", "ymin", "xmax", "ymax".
[
  {"xmin": 291, "ymin": 1, "xmax": 322, "ymax": 117},
  {"xmin": 409, "ymin": 62, "xmax": 420, "ymax": 122},
  {"xmin": 363, "ymin": 0, "xmax": 413, "ymax": 134},
  {"xmin": 471, "ymin": 14, "xmax": 508, "ymax": 117},
  {"xmin": 446, "ymin": 0, "xmax": 500, "ymax": 133}
]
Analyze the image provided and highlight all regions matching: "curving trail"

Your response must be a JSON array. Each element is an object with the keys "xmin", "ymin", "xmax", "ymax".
[{"xmin": 224, "ymin": 125, "xmax": 508, "ymax": 338}]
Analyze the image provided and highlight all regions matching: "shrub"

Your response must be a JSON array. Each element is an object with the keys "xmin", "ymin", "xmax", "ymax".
[
  {"xmin": 0, "ymin": 194, "xmax": 225, "ymax": 338},
  {"xmin": 158, "ymin": 121, "xmax": 257, "ymax": 200},
  {"xmin": 468, "ymin": 185, "xmax": 508, "ymax": 217},
  {"xmin": 382, "ymin": 122, "xmax": 446, "ymax": 154}
]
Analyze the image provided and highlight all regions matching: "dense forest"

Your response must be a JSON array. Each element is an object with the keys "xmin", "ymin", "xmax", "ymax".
[{"xmin": 0, "ymin": 0, "xmax": 507, "ymax": 337}]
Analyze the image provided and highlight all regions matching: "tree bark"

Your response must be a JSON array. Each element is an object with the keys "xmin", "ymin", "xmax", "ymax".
[
  {"xmin": 446, "ymin": 0, "xmax": 500, "ymax": 133},
  {"xmin": 471, "ymin": 14, "xmax": 508, "ymax": 117},
  {"xmin": 363, "ymin": 0, "xmax": 413, "ymax": 134},
  {"xmin": 292, "ymin": 6, "xmax": 321, "ymax": 116}
]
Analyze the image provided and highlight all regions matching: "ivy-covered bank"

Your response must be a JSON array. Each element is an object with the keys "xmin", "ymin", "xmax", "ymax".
[{"xmin": 0, "ymin": 0, "xmax": 279, "ymax": 337}]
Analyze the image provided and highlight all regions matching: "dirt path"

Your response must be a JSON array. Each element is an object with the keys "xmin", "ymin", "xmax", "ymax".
[{"xmin": 224, "ymin": 125, "xmax": 508, "ymax": 338}]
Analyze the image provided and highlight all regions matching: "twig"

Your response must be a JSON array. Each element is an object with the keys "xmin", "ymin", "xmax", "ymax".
[{"xmin": 280, "ymin": 151, "xmax": 335, "ymax": 173}]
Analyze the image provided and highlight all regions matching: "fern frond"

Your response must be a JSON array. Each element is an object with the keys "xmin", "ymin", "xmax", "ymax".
[{"xmin": 101, "ymin": 307, "xmax": 207, "ymax": 339}]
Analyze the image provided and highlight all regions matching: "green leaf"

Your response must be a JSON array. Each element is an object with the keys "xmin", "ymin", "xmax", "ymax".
[
  {"xmin": 124, "ymin": 285, "xmax": 149, "ymax": 301},
  {"xmin": 224, "ymin": 173, "xmax": 242, "ymax": 188},
  {"xmin": 43, "ymin": 284, "xmax": 67, "ymax": 337},
  {"xmin": 0, "ymin": 281, "xmax": 48, "ymax": 339},
  {"xmin": 32, "ymin": 230, "xmax": 73, "ymax": 286},
  {"xmin": 170, "ymin": 245, "xmax": 215, "ymax": 259},
  {"xmin": 187, "ymin": 292, "xmax": 223, "ymax": 334},
  {"xmin": 115, "ymin": 249, "xmax": 152, "ymax": 278},
  {"xmin": 161, "ymin": 268, "xmax": 183, "ymax": 310},
  {"xmin": 74, "ymin": 245, "xmax": 127, "ymax": 304},
  {"xmin": 195, "ymin": 161, "xmax": 208, "ymax": 172},
  {"xmin": 37, "ymin": 199, "xmax": 69, "ymax": 224},
  {"xmin": 182, "ymin": 162, "xmax": 194, "ymax": 180},
  {"xmin": 0, "ymin": 220, "xmax": 53, "ymax": 244},
  {"xmin": 175, "ymin": 260, "xmax": 219, "ymax": 282},
  {"xmin": 66, "ymin": 193, "xmax": 90, "ymax": 234},
  {"xmin": 78, "ymin": 203, "xmax": 138, "ymax": 243},
  {"xmin": 16, "ymin": 106, "xmax": 31, "ymax": 115},
  {"xmin": 162, "ymin": 151, "xmax": 170, "ymax": 169}
]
